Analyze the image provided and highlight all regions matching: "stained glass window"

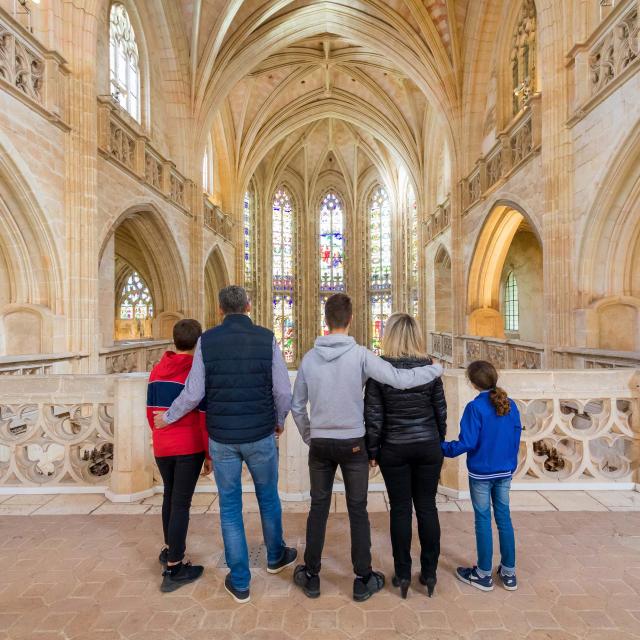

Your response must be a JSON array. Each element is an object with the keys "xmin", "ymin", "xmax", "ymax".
[
  {"xmin": 243, "ymin": 190, "xmax": 254, "ymax": 295},
  {"xmin": 119, "ymin": 272, "xmax": 153, "ymax": 320},
  {"xmin": 319, "ymin": 192, "xmax": 345, "ymax": 334},
  {"xmin": 407, "ymin": 184, "xmax": 419, "ymax": 317},
  {"xmin": 109, "ymin": 4, "xmax": 140, "ymax": 121},
  {"xmin": 369, "ymin": 186, "xmax": 392, "ymax": 354},
  {"xmin": 272, "ymin": 189, "xmax": 295, "ymax": 363},
  {"xmin": 504, "ymin": 271, "xmax": 519, "ymax": 332}
]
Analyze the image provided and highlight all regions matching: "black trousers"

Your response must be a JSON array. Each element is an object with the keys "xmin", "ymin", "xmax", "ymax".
[
  {"xmin": 155, "ymin": 452, "xmax": 205, "ymax": 563},
  {"xmin": 379, "ymin": 441, "xmax": 443, "ymax": 580},
  {"xmin": 304, "ymin": 437, "xmax": 371, "ymax": 577}
]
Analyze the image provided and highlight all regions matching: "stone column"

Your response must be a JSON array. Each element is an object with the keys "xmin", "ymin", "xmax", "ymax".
[
  {"xmin": 62, "ymin": 1, "xmax": 100, "ymax": 373},
  {"xmin": 106, "ymin": 374, "xmax": 155, "ymax": 502}
]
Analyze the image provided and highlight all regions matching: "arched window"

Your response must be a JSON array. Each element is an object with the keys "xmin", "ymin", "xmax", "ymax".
[
  {"xmin": 202, "ymin": 148, "xmax": 210, "ymax": 193},
  {"xmin": 407, "ymin": 184, "xmax": 419, "ymax": 317},
  {"xmin": 119, "ymin": 272, "xmax": 153, "ymax": 320},
  {"xmin": 272, "ymin": 189, "xmax": 295, "ymax": 364},
  {"xmin": 368, "ymin": 186, "xmax": 392, "ymax": 354},
  {"xmin": 503, "ymin": 271, "xmax": 519, "ymax": 332},
  {"xmin": 109, "ymin": 3, "xmax": 140, "ymax": 121},
  {"xmin": 511, "ymin": 0, "xmax": 537, "ymax": 115},
  {"xmin": 319, "ymin": 192, "xmax": 345, "ymax": 334},
  {"xmin": 243, "ymin": 190, "xmax": 255, "ymax": 300}
]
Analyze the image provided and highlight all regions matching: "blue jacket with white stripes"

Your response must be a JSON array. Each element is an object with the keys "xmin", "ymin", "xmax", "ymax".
[{"xmin": 441, "ymin": 391, "xmax": 522, "ymax": 480}]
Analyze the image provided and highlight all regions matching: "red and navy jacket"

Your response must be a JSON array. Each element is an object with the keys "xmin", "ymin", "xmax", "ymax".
[{"xmin": 146, "ymin": 351, "xmax": 208, "ymax": 458}]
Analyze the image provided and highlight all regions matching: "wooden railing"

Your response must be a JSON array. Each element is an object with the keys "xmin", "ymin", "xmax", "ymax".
[
  {"xmin": 424, "ymin": 196, "xmax": 451, "ymax": 241},
  {"xmin": 462, "ymin": 101, "xmax": 540, "ymax": 210},
  {"xmin": 0, "ymin": 7, "xmax": 69, "ymax": 128}
]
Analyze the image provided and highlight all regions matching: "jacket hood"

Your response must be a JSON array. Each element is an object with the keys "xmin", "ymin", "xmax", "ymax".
[
  {"xmin": 313, "ymin": 334, "xmax": 358, "ymax": 362},
  {"xmin": 154, "ymin": 351, "xmax": 194, "ymax": 378}
]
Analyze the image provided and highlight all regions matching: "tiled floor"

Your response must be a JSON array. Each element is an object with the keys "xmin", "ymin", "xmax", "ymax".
[
  {"xmin": 1, "ymin": 504, "xmax": 640, "ymax": 639},
  {"xmin": 1, "ymin": 489, "xmax": 639, "ymax": 516}
]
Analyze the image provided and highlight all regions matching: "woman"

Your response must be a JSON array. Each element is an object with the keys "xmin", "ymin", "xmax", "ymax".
[{"xmin": 364, "ymin": 313, "xmax": 446, "ymax": 598}]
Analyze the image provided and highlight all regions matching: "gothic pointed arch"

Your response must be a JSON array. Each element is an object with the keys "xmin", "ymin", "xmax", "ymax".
[{"xmin": 204, "ymin": 244, "xmax": 231, "ymax": 329}]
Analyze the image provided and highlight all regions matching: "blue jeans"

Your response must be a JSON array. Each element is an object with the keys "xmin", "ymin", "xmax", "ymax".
[
  {"xmin": 469, "ymin": 477, "xmax": 515, "ymax": 575},
  {"xmin": 210, "ymin": 434, "xmax": 286, "ymax": 590}
]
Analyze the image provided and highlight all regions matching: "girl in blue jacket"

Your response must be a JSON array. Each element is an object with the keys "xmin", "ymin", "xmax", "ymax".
[{"xmin": 442, "ymin": 360, "xmax": 522, "ymax": 592}]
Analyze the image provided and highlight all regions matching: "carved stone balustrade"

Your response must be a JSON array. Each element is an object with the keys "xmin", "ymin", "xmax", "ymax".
[
  {"xmin": 97, "ymin": 98, "xmax": 195, "ymax": 215},
  {"xmin": 0, "ymin": 7, "xmax": 69, "ymax": 128},
  {"xmin": 462, "ymin": 102, "xmax": 541, "ymax": 211},
  {"xmin": 429, "ymin": 331, "xmax": 454, "ymax": 363},
  {"xmin": 554, "ymin": 347, "xmax": 640, "ymax": 370},
  {"xmin": 569, "ymin": 0, "xmax": 639, "ymax": 123},
  {"xmin": 461, "ymin": 335, "xmax": 545, "ymax": 369},
  {"xmin": 99, "ymin": 340, "xmax": 173, "ymax": 374},
  {"xmin": 203, "ymin": 195, "xmax": 234, "ymax": 242},
  {"xmin": 0, "ymin": 352, "xmax": 87, "ymax": 376},
  {"xmin": 424, "ymin": 196, "xmax": 451, "ymax": 242}
]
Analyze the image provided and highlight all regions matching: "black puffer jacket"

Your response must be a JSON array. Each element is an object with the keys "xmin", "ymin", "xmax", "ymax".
[{"xmin": 364, "ymin": 357, "xmax": 447, "ymax": 459}]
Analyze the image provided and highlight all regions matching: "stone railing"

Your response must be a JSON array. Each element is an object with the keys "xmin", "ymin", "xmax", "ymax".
[
  {"xmin": 442, "ymin": 369, "xmax": 640, "ymax": 492},
  {"xmin": 462, "ymin": 101, "xmax": 540, "ymax": 210},
  {"xmin": 203, "ymin": 195, "xmax": 233, "ymax": 242},
  {"xmin": 554, "ymin": 347, "xmax": 640, "ymax": 370},
  {"xmin": 97, "ymin": 98, "xmax": 194, "ymax": 215},
  {"xmin": 0, "ymin": 7, "xmax": 68, "ymax": 128},
  {"xmin": 424, "ymin": 196, "xmax": 451, "ymax": 241},
  {"xmin": 0, "ymin": 376, "xmax": 115, "ymax": 488},
  {"xmin": 569, "ymin": 0, "xmax": 639, "ymax": 121},
  {"xmin": 0, "ymin": 352, "xmax": 87, "ymax": 376},
  {"xmin": 99, "ymin": 340, "xmax": 172, "ymax": 374},
  {"xmin": 461, "ymin": 335, "xmax": 545, "ymax": 369},
  {"xmin": 429, "ymin": 331, "xmax": 454, "ymax": 363}
]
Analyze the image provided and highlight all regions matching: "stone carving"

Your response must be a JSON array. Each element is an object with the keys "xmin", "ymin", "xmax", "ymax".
[
  {"xmin": 510, "ymin": 116, "xmax": 533, "ymax": 165},
  {"xmin": 590, "ymin": 6, "xmax": 638, "ymax": 96},
  {"xmin": 0, "ymin": 25, "xmax": 44, "ymax": 104},
  {"xmin": 0, "ymin": 403, "xmax": 114, "ymax": 485},
  {"xmin": 511, "ymin": 0, "xmax": 537, "ymax": 114},
  {"xmin": 145, "ymin": 151, "xmax": 163, "ymax": 190},
  {"xmin": 109, "ymin": 121, "xmax": 135, "ymax": 169},
  {"xmin": 515, "ymin": 397, "xmax": 637, "ymax": 482},
  {"xmin": 170, "ymin": 172, "xmax": 185, "ymax": 207},
  {"xmin": 486, "ymin": 151, "xmax": 502, "ymax": 188},
  {"xmin": 466, "ymin": 339, "xmax": 482, "ymax": 362},
  {"xmin": 467, "ymin": 171, "xmax": 481, "ymax": 206}
]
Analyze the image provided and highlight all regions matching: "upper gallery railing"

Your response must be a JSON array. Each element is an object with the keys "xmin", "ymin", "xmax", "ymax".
[
  {"xmin": 568, "ymin": 0, "xmax": 639, "ymax": 122},
  {"xmin": 554, "ymin": 347, "xmax": 640, "ymax": 370},
  {"xmin": 0, "ymin": 352, "xmax": 87, "ymax": 376},
  {"xmin": 429, "ymin": 331, "xmax": 454, "ymax": 363},
  {"xmin": 97, "ymin": 98, "xmax": 233, "ymax": 243},
  {"xmin": 462, "ymin": 99, "xmax": 541, "ymax": 211},
  {"xmin": 98, "ymin": 340, "xmax": 173, "ymax": 374},
  {"xmin": 203, "ymin": 195, "xmax": 233, "ymax": 239},
  {"xmin": 425, "ymin": 196, "xmax": 451, "ymax": 242},
  {"xmin": 0, "ymin": 7, "xmax": 69, "ymax": 128}
]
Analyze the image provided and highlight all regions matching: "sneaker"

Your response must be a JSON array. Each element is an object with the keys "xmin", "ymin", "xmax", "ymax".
[
  {"xmin": 353, "ymin": 570, "xmax": 385, "ymax": 602},
  {"xmin": 497, "ymin": 565, "xmax": 518, "ymax": 591},
  {"xmin": 455, "ymin": 566, "xmax": 494, "ymax": 592},
  {"xmin": 160, "ymin": 562, "xmax": 204, "ymax": 592},
  {"xmin": 224, "ymin": 574, "xmax": 250, "ymax": 604},
  {"xmin": 267, "ymin": 546, "xmax": 298, "ymax": 574},
  {"xmin": 293, "ymin": 564, "xmax": 320, "ymax": 599},
  {"xmin": 158, "ymin": 547, "xmax": 168, "ymax": 566}
]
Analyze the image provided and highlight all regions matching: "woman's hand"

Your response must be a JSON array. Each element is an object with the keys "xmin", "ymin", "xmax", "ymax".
[
  {"xmin": 202, "ymin": 459, "xmax": 212, "ymax": 475},
  {"xmin": 369, "ymin": 459, "xmax": 378, "ymax": 468}
]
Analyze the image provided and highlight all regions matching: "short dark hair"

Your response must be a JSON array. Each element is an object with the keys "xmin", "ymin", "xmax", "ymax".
[
  {"xmin": 173, "ymin": 319, "xmax": 202, "ymax": 351},
  {"xmin": 325, "ymin": 293, "xmax": 352, "ymax": 330},
  {"xmin": 219, "ymin": 285, "xmax": 249, "ymax": 314}
]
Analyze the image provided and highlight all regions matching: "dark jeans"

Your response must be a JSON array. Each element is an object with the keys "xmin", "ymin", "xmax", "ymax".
[
  {"xmin": 155, "ymin": 452, "xmax": 205, "ymax": 563},
  {"xmin": 305, "ymin": 437, "xmax": 371, "ymax": 577},
  {"xmin": 379, "ymin": 441, "xmax": 443, "ymax": 580}
]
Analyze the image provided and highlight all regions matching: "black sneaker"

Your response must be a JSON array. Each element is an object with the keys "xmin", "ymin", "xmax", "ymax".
[
  {"xmin": 267, "ymin": 546, "xmax": 298, "ymax": 574},
  {"xmin": 158, "ymin": 547, "xmax": 168, "ymax": 566},
  {"xmin": 353, "ymin": 570, "xmax": 385, "ymax": 602},
  {"xmin": 293, "ymin": 564, "xmax": 320, "ymax": 598},
  {"xmin": 224, "ymin": 574, "xmax": 250, "ymax": 604},
  {"xmin": 160, "ymin": 562, "xmax": 204, "ymax": 592}
]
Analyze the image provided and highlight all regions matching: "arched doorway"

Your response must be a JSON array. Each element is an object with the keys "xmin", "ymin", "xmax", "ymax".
[
  {"xmin": 434, "ymin": 245, "xmax": 452, "ymax": 333},
  {"xmin": 467, "ymin": 202, "xmax": 543, "ymax": 341},
  {"xmin": 204, "ymin": 246, "xmax": 230, "ymax": 329}
]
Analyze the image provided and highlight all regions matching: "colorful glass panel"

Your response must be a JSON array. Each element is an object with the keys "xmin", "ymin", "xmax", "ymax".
[
  {"xmin": 243, "ymin": 191, "xmax": 253, "ymax": 288},
  {"xmin": 319, "ymin": 192, "xmax": 345, "ymax": 333},
  {"xmin": 408, "ymin": 184, "xmax": 419, "ymax": 317},
  {"xmin": 119, "ymin": 272, "xmax": 153, "ymax": 320},
  {"xmin": 370, "ymin": 293, "xmax": 393, "ymax": 355},
  {"xmin": 272, "ymin": 189, "xmax": 295, "ymax": 363}
]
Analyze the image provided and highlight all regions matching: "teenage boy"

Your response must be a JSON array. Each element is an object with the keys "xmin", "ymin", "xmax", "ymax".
[
  {"xmin": 291, "ymin": 293, "xmax": 444, "ymax": 602},
  {"xmin": 146, "ymin": 319, "xmax": 210, "ymax": 593}
]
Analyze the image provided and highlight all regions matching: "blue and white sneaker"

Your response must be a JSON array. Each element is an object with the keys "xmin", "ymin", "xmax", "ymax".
[
  {"xmin": 455, "ymin": 566, "xmax": 494, "ymax": 592},
  {"xmin": 497, "ymin": 565, "xmax": 518, "ymax": 591}
]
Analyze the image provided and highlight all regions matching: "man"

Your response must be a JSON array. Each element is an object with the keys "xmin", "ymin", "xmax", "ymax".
[
  {"xmin": 291, "ymin": 293, "xmax": 443, "ymax": 602},
  {"xmin": 154, "ymin": 285, "xmax": 297, "ymax": 604}
]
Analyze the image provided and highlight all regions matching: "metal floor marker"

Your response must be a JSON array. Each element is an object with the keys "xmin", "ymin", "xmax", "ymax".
[{"xmin": 216, "ymin": 544, "xmax": 267, "ymax": 568}]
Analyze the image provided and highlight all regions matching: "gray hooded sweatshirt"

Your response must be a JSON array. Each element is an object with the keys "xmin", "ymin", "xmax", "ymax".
[{"xmin": 291, "ymin": 334, "xmax": 444, "ymax": 444}]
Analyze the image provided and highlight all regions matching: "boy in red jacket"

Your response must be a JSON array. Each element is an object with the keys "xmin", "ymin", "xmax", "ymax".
[{"xmin": 147, "ymin": 319, "xmax": 210, "ymax": 592}]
